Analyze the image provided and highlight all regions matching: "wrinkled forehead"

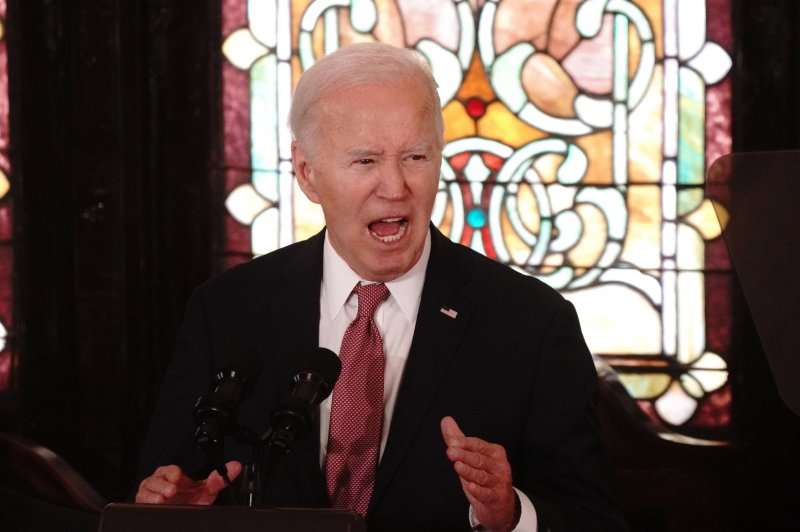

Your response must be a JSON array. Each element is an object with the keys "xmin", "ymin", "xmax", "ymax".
[{"xmin": 318, "ymin": 82, "xmax": 439, "ymax": 132}]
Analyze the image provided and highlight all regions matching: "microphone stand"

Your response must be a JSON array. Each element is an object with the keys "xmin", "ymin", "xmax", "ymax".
[
  {"xmin": 232, "ymin": 424, "xmax": 262, "ymax": 507},
  {"xmin": 246, "ymin": 423, "xmax": 298, "ymax": 507}
]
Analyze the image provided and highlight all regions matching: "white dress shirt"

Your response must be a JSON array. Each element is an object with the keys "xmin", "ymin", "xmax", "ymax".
[{"xmin": 317, "ymin": 231, "xmax": 537, "ymax": 531}]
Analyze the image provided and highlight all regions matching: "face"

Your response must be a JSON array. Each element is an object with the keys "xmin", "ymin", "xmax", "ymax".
[{"xmin": 292, "ymin": 80, "xmax": 443, "ymax": 282}]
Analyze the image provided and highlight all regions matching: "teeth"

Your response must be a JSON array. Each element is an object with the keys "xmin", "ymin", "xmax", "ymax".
[
  {"xmin": 371, "ymin": 221, "xmax": 407, "ymax": 243},
  {"xmin": 381, "ymin": 217, "xmax": 402, "ymax": 222}
]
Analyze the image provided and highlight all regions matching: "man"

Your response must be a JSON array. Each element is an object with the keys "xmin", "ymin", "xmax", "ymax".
[{"xmin": 135, "ymin": 42, "xmax": 627, "ymax": 531}]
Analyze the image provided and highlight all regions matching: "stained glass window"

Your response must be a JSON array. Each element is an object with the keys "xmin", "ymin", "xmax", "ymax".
[
  {"xmin": 220, "ymin": 0, "xmax": 733, "ymax": 437},
  {"xmin": 0, "ymin": 0, "xmax": 13, "ymax": 393}
]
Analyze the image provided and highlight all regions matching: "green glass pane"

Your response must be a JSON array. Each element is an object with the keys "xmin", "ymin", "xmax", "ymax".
[{"xmin": 677, "ymin": 67, "xmax": 705, "ymax": 185}]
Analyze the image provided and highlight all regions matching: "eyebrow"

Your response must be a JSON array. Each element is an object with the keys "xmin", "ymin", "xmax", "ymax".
[
  {"xmin": 344, "ymin": 143, "xmax": 434, "ymax": 159},
  {"xmin": 405, "ymin": 142, "xmax": 433, "ymax": 153},
  {"xmin": 346, "ymin": 148, "xmax": 383, "ymax": 158}
]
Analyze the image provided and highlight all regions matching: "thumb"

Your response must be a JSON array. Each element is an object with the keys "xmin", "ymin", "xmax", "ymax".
[
  {"xmin": 440, "ymin": 416, "xmax": 465, "ymax": 445},
  {"xmin": 205, "ymin": 460, "xmax": 243, "ymax": 494}
]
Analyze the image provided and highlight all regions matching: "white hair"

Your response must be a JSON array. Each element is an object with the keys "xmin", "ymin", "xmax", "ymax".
[{"xmin": 288, "ymin": 42, "xmax": 444, "ymax": 156}]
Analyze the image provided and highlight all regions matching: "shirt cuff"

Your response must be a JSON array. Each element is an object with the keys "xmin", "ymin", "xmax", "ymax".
[{"xmin": 468, "ymin": 487, "xmax": 537, "ymax": 532}]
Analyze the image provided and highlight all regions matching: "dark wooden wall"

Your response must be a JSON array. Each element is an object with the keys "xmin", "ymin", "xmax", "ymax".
[{"xmin": 0, "ymin": 0, "xmax": 797, "ymax": 522}]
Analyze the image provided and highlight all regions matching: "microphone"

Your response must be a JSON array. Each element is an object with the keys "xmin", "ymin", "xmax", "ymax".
[
  {"xmin": 267, "ymin": 347, "xmax": 341, "ymax": 452},
  {"xmin": 194, "ymin": 347, "xmax": 263, "ymax": 456}
]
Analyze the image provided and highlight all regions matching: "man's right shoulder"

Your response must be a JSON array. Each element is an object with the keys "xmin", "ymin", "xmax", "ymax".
[{"xmin": 196, "ymin": 233, "xmax": 324, "ymax": 298}]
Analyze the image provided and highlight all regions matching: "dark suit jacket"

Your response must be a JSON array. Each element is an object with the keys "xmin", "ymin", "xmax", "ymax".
[{"xmin": 137, "ymin": 227, "xmax": 627, "ymax": 531}]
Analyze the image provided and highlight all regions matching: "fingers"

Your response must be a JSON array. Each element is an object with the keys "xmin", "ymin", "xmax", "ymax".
[
  {"xmin": 454, "ymin": 458, "xmax": 512, "ymax": 494},
  {"xmin": 441, "ymin": 416, "xmax": 517, "ymax": 531},
  {"xmin": 135, "ymin": 465, "xmax": 184, "ymax": 504},
  {"xmin": 205, "ymin": 461, "xmax": 243, "ymax": 494},
  {"xmin": 442, "ymin": 418, "xmax": 509, "ymax": 475},
  {"xmin": 136, "ymin": 462, "xmax": 243, "ymax": 506},
  {"xmin": 448, "ymin": 441, "xmax": 510, "ymax": 476},
  {"xmin": 156, "ymin": 464, "xmax": 184, "ymax": 483},
  {"xmin": 226, "ymin": 460, "xmax": 243, "ymax": 481},
  {"xmin": 440, "ymin": 416, "xmax": 465, "ymax": 444}
]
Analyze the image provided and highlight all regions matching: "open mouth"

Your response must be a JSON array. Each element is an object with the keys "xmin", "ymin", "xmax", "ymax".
[{"xmin": 368, "ymin": 217, "xmax": 408, "ymax": 243}]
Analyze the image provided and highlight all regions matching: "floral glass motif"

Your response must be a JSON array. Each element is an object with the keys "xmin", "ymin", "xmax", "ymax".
[
  {"xmin": 0, "ymin": 0, "xmax": 13, "ymax": 393},
  {"xmin": 221, "ymin": 0, "xmax": 733, "ymax": 437}
]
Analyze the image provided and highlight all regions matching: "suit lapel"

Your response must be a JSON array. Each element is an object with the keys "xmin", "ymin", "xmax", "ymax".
[
  {"xmin": 370, "ymin": 227, "xmax": 474, "ymax": 509},
  {"xmin": 273, "ymin": 230, "xmax": 329, "ymax": 504}
]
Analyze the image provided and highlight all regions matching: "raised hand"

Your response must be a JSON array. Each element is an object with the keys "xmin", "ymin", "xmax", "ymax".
[{"xmin": 441, "ymin": 416, "xmax": 518, "ymax": 532}]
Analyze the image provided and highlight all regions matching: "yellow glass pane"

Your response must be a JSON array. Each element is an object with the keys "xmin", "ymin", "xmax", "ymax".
[
  {"xmin": 676, "ymin": 224, "xmax": 704, "ymax": 271},
  {"xmin": 575, "ymin": 131, "xmax": 613, "ymax": 185},
  {"xmin": 628, "ymin": 23, "xmax": 642, "ymax": 80},
  {"xmin": 500, "ymin": 207, "xmax": 533, "ymax": 265},
  {"xmin": 620, "ymin": 185, "xmax": 662, "ymax": 269},
  {"xmin": 531, "ymin": 153, "xmax": 565, "ymax": 185},
  {"xmin": 628, "ymin": 66, "xmax": 664, "ymax": 183},
  {"xmin": 618, "ymin": 373, "xmax": 672, "ymax": 399},
  {"xmin": 457, "ymin": 53, "xmax": 497, "ymax": 102},
  {"xmin": 683, "ymin": 198, "xmax": 725, "ymax": 240},
  {"xmin": 442, "ymin": 101, "xmax": 476, "ymax": 141},
  {"xmin": 0, "ymin": 169, "xmax": 9, "ymax": 200},
  {"xmin": 567, "ymin": 285, "xmax": 661, "ymax": 355},
  {"xmin": 677, "ymin": 270, "xmax": 705, "ymax": 364},
  {"xmin": 566, "ymin": 204, "xmax": 606, "ymax": 268},
  {"xmin": 293, "ymin": 180, "xmax": 325, "ymax": 241},
  {"xmin": 639, "ymin": 0, "xmax": 664, "ymax": 59},
  {"xmin": 478, "ymin": 102, "xmax": 548, "ymax": 147}
]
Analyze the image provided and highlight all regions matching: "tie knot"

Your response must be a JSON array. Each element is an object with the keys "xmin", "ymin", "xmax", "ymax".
[{"xmin": 354, "ymin": 283, "xmax": 389, "ymax": 318}]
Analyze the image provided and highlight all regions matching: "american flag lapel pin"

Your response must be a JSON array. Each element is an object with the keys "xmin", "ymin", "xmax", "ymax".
[{"xmin": 440, "ymin": 307, "xmax": 458, "ymax": 319}]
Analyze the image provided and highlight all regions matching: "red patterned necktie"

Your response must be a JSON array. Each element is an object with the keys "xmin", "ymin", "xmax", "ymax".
[{"xmin": 325, "ymin": 282, "xmax": 390, "ymax": 517}]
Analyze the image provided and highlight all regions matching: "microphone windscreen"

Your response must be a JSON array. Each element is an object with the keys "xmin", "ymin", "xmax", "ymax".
[{"xmin": 296, "ymin": 347, "xmax": 342, "ymax": 388}]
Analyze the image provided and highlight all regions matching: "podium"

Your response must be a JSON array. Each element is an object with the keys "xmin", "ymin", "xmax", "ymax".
[
  {"xmin": 707, "ymin": 150, "xmax": 800, "ymax": 416},
  {"xmin": 98, "ymin": 503, "xmax": 365, "ymax": 532}
]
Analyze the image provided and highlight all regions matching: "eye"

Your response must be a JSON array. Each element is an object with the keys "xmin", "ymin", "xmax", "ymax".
[
  {"xmin": 357, "ymin": 158, "xmax": 374, "ymax": 165},
  {"xmin": 408, "ymin": 154, "xmax": 426, "ymax": 161}
]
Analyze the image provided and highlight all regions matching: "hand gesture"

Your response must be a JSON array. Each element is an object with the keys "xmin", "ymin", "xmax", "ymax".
[
  {"xmin": 135, "ymin": 461, "xmax": 242, "ymax": 505},
  {"xmin": 441, "ymin": 417, "xmax": 518, "ymax": 532}
]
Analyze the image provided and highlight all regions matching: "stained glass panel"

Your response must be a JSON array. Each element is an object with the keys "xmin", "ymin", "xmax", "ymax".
[{"xmin": 221, "ymin": 0, "xmax": 733, "ymax": 437}]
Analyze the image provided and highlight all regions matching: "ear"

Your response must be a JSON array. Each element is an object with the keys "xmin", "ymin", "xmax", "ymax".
[{"xmin": 292, "ymin": 141, "xmax": 321, "ymax": 204}]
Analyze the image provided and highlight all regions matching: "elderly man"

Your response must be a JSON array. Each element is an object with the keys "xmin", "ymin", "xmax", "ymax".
[{"xmin": 135, "ymin": 42, "xmax": 627, "ymax": 531}]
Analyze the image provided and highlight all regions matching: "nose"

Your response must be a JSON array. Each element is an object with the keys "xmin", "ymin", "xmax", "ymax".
[{"xmin": 376, "ymin": 160, "xmax": 407, "ymax": 200}]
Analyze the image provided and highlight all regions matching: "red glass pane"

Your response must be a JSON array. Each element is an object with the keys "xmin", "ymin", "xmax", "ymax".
[
  {"xmin": 690, "ymin": 385, "xmax": 732, "ymax": 429},
  {"xmin": 221, "ymin": 0, "xmax": 247, "ymax": 36},
  {"xmin": 0, "ymin": 294, "xmax": 11, "ymax": 328},
  {"xmin": 0, "ymin": 203, "xmax": 11, "ymax": 241},
  {"xmin": 465, "ymin": 97, "xmax": 487, "ymax": 119},
  {"xmin": 0, "ymin": 244, "xmax": 11, "ymax": 301},
  {"xmin": 223, "ymin": 62, "xmax": 251, "ymax": 170},
  {"xmin": 0, "ymin": 350, "xmax": 11, "ymax": 391},
  {"xmin": 706, "ymin": 272, "xmax": 732, "ymax": 357}
]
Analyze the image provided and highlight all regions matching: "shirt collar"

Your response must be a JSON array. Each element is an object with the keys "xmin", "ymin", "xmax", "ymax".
[{"xmin": 322, "ymin": 230, "xmax": 431, "ymax": 324}]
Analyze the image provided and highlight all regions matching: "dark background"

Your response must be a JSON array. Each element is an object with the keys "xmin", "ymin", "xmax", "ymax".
[{"xmin": 1, "ymin": 0, "xmax": 799, "ymax": 529}]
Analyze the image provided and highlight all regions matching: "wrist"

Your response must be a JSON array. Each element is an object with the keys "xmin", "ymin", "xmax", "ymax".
[{"xmin": 471, "ymin": 491, "xmax": 521, "ymax": 532}]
